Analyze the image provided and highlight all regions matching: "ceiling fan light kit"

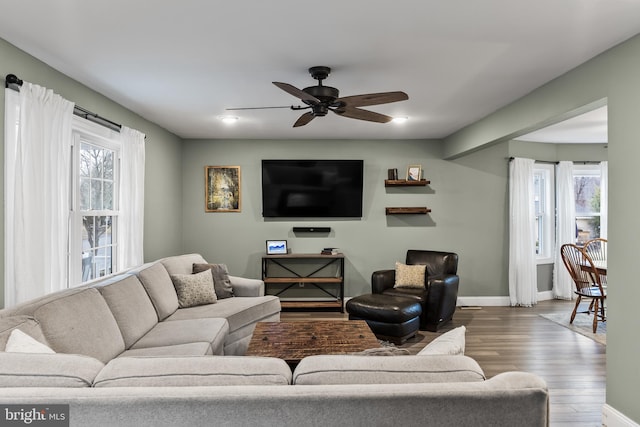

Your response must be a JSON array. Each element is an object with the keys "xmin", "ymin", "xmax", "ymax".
[
  {"xmin": 218, "ymin": 115, "xmax": 239, "ymax": 124},
  {"xmin": 228, "ymin": 66, "xmax": 408, "ymax": 128}
]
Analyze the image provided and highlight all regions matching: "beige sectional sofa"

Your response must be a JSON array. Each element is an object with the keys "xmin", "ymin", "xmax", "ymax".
[{"xmin": 0, "ymin": 254, "xmax": 549, "ymax": 427}]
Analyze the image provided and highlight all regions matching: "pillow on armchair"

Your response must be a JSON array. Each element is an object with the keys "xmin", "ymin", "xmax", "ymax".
[{"xmin": 394, "ymin": 262, "xmax": 426, "ymax": 289}]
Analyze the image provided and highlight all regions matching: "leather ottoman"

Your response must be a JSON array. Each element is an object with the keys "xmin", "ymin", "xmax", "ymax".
[{"xmin": 346, "ymin": 294, "xmax": 422, "ymax": 345}]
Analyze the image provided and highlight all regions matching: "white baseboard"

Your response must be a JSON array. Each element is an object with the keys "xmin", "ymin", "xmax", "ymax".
[
  {"xmin": 603, "ymin": 405, "xmax": 639, "ymax": 427},
  {"xmin": 456, "ymin": 291, "xmax": 554, "ymax": 307}
]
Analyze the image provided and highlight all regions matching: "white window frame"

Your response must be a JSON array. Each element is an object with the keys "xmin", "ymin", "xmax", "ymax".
[
  {"xmin": 69, "ymin": 116, "xmax": 121, "ymax": 287},
  {"xmin": 573, "ymin": 164, "xmax": 601, "ymax": 245},
  {"xmin": 534, "ymin": 163, "xmax": 555, "ymax": 264}
]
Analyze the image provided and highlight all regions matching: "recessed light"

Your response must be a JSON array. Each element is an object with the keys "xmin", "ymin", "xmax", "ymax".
[
  {"xmin": 218, "ymin": 115, "xmax": 239, "ymax": 124},
  {"xmin": 392, "ymin": 116, "xmax": 408, "ymax": 124}
]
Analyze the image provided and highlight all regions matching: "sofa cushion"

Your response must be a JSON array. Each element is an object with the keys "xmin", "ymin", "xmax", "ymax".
[
  {"xmin": 160, "ymin": 253, "xmax": 208, "ymax": 275},
  {"xmin": 193, "ymin": 263, "xmax": 235, "ymax": 299},
  {"xmin": 292, "ymin": 354, "xmax": 485, "ymax": 385},
  {"xmin": 93, "ymin": 356, "xmax": 292, "ymax": 387},
  {"xmin": 118, "ymin": 342, "xmax": 213, "ymax": 357},
  {"xmin": 136, "ymin": 262, "xmax": 180, "ymax": 321},
  {"xmin": 171, "ymin": 270, "xmax": 218, "ymax": 308},
  {"xmin": 0, "ymin": 315, "xmax": 50, "ymax": 350},
  {"xmin": 0, "ymin": 352, "xmax": 104, "ymax": 387},
  {"xmin": 394, "ymin": 262, "xmax": 426, "ymax": 289},
  {"xmin": 5, "ymin": 329, "xmax": 55, "ymax": 353},
  {"xmin": 31, "ymin": 288, "xmax": 125, "ymax": 363},
  {"xmin": 418, "ymin": 326, "xmax": 466, "ymax": 356},
  {"xmin": 166, "ymin": 296, "xmax": 280, "ymax": 333},
  {"xmin": 95, "ymin": 275, "xmax": 159, "ymax": 348},
  {"xmin": 130, "ymin": 318, "xmax": 229, "ymax": 355}
]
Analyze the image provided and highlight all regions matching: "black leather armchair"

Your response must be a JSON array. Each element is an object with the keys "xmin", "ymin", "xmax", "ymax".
[{"xmin": 371, "ymin": 250, "xmax": 459, "ymax": 332}]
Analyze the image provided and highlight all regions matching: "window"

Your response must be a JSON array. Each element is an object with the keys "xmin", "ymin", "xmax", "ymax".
[
  {"xmin": 70, "ymin": 118, "xmax": 121, "ymax": 286},
  {"xmin": 573, "ymin": 165, "xmax": 602, "ymax": 244},
  {"xmin": 533, "ymin": 164, "xmax": 555, "ymax": 263}
]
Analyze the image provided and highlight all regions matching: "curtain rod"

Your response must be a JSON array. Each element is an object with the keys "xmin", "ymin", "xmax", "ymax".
[
  {"xmin": 5, "ymin": 73, "xmax": 122, "ymax": 133},
  {"xmin": 507, "ymin": 157, "xmax": 602, "ymax": 165}
]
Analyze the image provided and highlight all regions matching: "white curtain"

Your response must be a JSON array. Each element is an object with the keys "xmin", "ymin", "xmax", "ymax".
[
  {"xmin": 599, "ymin": 161, "xmax": 608, "ymax": 239},
  {"xmin": 117, "ymin": 126, "xmax": 146, "ymax": 271},
  {"xmin": 509, "ymin": 157, "xmax": 538, "ymax": 306},
  {"xmin": 553, "ymin": 161, "xmax": 576, "ymax": 300},
  {"xmin": 4, "ymin": 84, "xmax": 74, "ymax": 307}
]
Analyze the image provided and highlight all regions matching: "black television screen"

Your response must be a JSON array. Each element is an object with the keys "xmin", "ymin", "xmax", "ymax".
[{"xmin": 262, "ymin": 160, "xmax": 364, "ymax": 218}]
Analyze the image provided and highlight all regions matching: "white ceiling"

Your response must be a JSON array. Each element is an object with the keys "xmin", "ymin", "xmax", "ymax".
[
  {"xmin": 0, "ymin": 0, "xmax": 637, "ymax": 141},
  {"xmin": 516, "ymin": 106, "xmax": 608, "ymax": 144}
]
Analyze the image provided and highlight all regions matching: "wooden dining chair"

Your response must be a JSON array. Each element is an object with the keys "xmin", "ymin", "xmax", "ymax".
[
  {"xmin": 584, "ymin": 238, "xmax": 607, "ymax": 285},
  {"xmin": 560, "ymin": 243, "xmax": 607, "ymax": 333}
]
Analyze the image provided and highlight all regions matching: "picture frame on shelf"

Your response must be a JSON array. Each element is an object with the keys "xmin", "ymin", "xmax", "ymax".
[
  {"xmin": 205, "ymin": 166, "xmax": 241, "ymax": 212},
  {"xmin": 407, "ymin": 164, "xmax": 422, "ymax": 181},
  {"xmin": 266, "ymin": 240, "xmax": 288, "ymax": 255}
]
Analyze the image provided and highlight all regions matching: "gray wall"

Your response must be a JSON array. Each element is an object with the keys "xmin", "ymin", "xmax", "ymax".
[
  {"xmin": 444, "ymin": 33, "xmax": 640, "ymax": 424},
  {"xmin": 181, "ymin": 138, "xmax": 512, "ymax": 298},
  {"xmin": 0, "ymin": 38, "xmax": 185, "ymax": 308}
]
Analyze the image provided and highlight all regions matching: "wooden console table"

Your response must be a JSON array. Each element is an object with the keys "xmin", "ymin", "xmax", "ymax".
[{"xmin": 262, "ymin": 253, "xmax": 345, "ymax": 312}]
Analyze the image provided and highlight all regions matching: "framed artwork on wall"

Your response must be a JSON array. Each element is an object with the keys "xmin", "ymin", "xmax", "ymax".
[
  {"xmin": 205, "ymin": 166, "xmax": 241, "ymax": 212},
  {"xmin": 266, "ymin": 240, "xmax": 288, "ymax": 255},
  {"xmin": 407, "ymin": 164, "xmax": 422, "ymax": 181}
]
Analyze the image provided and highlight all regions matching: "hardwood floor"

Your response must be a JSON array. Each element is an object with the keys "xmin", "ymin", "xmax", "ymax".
[{"xmin": 281, "ymin": 299, "xmax": 606, "ymax": 427}]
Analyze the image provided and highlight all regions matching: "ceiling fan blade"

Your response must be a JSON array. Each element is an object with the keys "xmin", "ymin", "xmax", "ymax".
[
  {"xmin": 332, "ymin": 106, "xmax": 393, "ymax": 123},
  {"xmin": 273, "ymin": 82, "xmax": 321, "ymax": 104},
  {"xmin": 226, "ymin": 106, "xmax": 293, "ymax": 110},
  {"xmin": 337, "ymin": 91, "xmax": 408, "ymax": 107},
  {"xmin": 293, "ymin": 112, "xmax": 315, "ymax": 127}
]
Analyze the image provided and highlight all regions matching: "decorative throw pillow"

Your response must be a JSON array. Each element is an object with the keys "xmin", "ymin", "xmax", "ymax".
[
  {"xmin": 394, "ymin": 262, "xmax": 426, "ymax": 288},
  {"xmin": 5, "ymin": 329, "xmax": 56, "ymax": 354},
  {"xmin": 170, "ymin": 270, "xmax": 217, "ymax": 308},
  {"xmin": 417, "ymin": 326, "xmax": 466, "ymax": 356},
  {"xmin": 192, "ymin": 263, "xmax": 234, "ymax": 299}
]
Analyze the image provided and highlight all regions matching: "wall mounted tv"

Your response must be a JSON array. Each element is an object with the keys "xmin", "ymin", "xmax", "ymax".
[{"xmin": 262, "ymin": 160, "xmax": 364, "ymax": 218}]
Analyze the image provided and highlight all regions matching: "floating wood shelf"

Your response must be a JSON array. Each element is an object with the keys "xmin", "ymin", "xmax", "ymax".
[
  {"xmin": 385, "ymin": 207, "xmax": 431, "ymax": 215},
  {"xmin": 385, "ymin": 179, "xmax": 430, "ymax": 187}
]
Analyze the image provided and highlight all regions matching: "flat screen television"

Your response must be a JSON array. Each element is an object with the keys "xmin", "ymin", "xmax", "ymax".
[{"xmin": 261, "ymin": 160, "xmax": 364, "ymax": 218}]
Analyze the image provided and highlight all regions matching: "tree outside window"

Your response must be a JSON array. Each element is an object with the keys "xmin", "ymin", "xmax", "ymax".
[{"xmin": 574, "ymin": 167, "xmax": 601, "ymax": 244}]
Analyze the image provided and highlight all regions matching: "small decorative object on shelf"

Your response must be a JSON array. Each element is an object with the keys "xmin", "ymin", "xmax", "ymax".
[
  {"xmin": 387, "ymin": 168, "xmax": 398, "ymax": 180},
  {"xmin": 406, "ymin": 164, "xmax": 422, "ymax": 181},
  {"xmin": 321, "ymin": 247, "xmax": 341, "ymax": 255},
  {"xmin": 266, "ymin": 240, "xmax": 288, "ymax": 255}
]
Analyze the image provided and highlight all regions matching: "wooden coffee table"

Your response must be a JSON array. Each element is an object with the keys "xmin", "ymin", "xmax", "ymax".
[{"xmin": 245, "ymin": 320, "xmax": 380, "ymax": 367}]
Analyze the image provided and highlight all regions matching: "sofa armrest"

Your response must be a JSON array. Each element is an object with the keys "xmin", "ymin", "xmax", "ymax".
[
  {"xmin": 371, "ymin": 269, "xmax": 395, "ymax": 293},
  {"xmin": 229, "ymin": 276, "xmax": 264, "ymax": 297}
]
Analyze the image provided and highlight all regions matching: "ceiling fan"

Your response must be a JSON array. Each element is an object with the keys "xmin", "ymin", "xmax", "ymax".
[{"xmin": 227, "ymin": 66, "xmax": 409, "ymax": 127}]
